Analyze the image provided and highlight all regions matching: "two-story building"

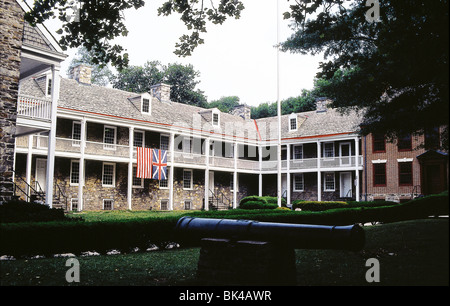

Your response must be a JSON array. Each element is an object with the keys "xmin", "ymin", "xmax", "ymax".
[{"xmin": 13, "ymin": 64, "xmax": 365, "ymax": 211}]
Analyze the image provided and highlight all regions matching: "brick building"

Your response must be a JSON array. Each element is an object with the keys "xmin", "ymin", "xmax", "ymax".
[{"xmin": 362, "ymin": 129, "xmax": 448, "ymax": 202}]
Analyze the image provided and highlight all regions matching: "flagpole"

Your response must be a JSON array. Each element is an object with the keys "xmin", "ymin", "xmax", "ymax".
[{"xmin": 276, "ymin": 0, "xmax": 282, "ymax": 207}]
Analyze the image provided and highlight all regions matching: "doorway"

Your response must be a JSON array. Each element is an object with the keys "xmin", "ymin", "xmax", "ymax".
[
  {"xmin": 35, "ymin": 158, "xmax": 47, "ymax": 192},
  {"xmin": 340, "ymin": 172, "xmax": 352, "ymax": 198}
]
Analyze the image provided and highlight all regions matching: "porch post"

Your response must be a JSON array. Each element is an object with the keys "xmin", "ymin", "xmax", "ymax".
[
  {"xmin": 168, "ymin": 132, "xmax": 175, "ymax": 210},
  {"xmin": 233, "ymin": 143, "xmax": 238, "ymax": 208},
  {"xmin": 317, "ymin": 140, "xmax": 321, "ymax": 201},
  {"xmin": 26, "ymin": 134, "xmax": 33, "ymax": 202},
  {"xmin": 287, "ymin": 144, "xmax": 291, "ymax": 205},
  {"xmin": 355, "ymin": 137, "xmax": 360, "ymax": 202},
  {"xmin": 258, "ymin": 145, "xmax": 262, "ymax": 196},
  {"xmin": 127, "ymin": 126, "xmax": 134, "ymax": 210},
  {"xmin": 204, "ymin": 138, "xmax": 210, "ymax": 211},
  {"xmin": 45, "ymin": 64, "xmax": 60, "ymax": 208},
  {"xmin": 78, "ymin": 117, "xmax": 86, "ymax": 211}
]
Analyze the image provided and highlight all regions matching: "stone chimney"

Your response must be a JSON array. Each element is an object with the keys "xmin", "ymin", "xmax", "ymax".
[
  {"xmin": 150, "ymin": 83, "xmax": 171, "ymax": 103},
  {"xmin": 315, "ymin": 97, "xmax": 332, "ymax": 113},
  {"xmin": 231, "ymin": 104, "xmax": 251, "ymax": 120},
  {"xmin": 69, "ymin": 64, "xmax": 92, "ymax": 84}
]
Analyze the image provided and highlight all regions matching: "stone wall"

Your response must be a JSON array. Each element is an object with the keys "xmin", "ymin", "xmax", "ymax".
[{"xmin": 0, "ymin": 0, "xmax": 24, "ymax": 203}]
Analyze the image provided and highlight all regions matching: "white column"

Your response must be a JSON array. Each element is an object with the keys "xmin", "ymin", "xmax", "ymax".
[
  {"xmin": 168, "ymin": 132, "xmax": 175, "ymax": 210},
  {"xmin": 78, "ymin": 118, "xmax": 86, "ymax": 211},
  {"xmin": 127, "ymin": 126, "xmax": 134, "ymax": 210},
  {"xmin": 287, "ymin": 144, "xmax": 291, "ymax": 205},
  {"xmin": 317, "ymin": 140, "xmax": 322, "ymax": 202},
  {"xmin": 355, "ymin": 137, "xmax": 360, "ymax": 202},
  {"xmin": 45, "ymin": 64, "xmax": 60, "ymax": 208},
  {"xmin": 204, "ymin": 138, "xmax": 210, "ymax": 211},
  {"xmin": 26, "ymin": 135, "xmax": 33, "ymax": 202},
  {"xmin": 233, "ymin": 143, "xmax": 238, "ymax": 208},
  {"xmin": 258, "ymin": 145, "xmax": 262, "ymax": 196}
]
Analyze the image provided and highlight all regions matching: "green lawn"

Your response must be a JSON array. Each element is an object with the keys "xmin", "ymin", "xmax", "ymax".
[{"xmin": 1, "ymin": 218, "xmax": 448, "ymax": 286}]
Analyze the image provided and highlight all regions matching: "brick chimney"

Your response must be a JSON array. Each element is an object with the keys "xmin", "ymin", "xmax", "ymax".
[
  {"xmin": 69, "ymin": 64, "xmax": 92, "ymax": 84},
  {"xmin": 231, "ymin": 104, "xmax": 251, "ymax": 120}
]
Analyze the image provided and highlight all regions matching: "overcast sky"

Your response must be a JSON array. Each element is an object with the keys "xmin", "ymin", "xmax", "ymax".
[{"xmin": 49, "ymin": 0, "xmax": 323, "ymax": 107}]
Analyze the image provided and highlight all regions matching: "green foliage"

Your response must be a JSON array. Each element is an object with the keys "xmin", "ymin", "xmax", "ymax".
[
  {"xmin": 0, "ymin": 200, "xmax": 71, "ymax": 223},
  {"xmin": 281, "ymin": 0, "xmax": 449, "ymax": 149},
  {"xmin": 250, "ymin": 81, "xmax": 327, "ymax": 119},
  {"xmin": 238, "ymin": 196, "xmax": 286, "ymax": 209},
  {"xmin": 111, "ymin": 61, "xmax": 207, "ymax": 107},
  {"xmin": 206, "ymin": 96, "xmax": 240, "ymax": 113}
]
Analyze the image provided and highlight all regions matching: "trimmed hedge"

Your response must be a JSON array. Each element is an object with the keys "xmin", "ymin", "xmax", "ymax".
[
  {"xmin": 0, "ymin": 200, "xmax": 70, "ymax": 223},
  {"xmin": 239, "ymin": 196, "xmax": 286, "ymax": 209},
  {"xmin": 292, "ymin": 200, "xmax": 399, "ymax": 211},
  {"xmin": 1, "ymin": 192, "xmax": 447, "ymax": 257}
]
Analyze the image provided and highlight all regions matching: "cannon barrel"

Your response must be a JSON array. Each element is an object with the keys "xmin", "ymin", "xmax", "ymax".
[{"xmin": 174, "ymin": 216, "xmax": 365, "ymax": 251}]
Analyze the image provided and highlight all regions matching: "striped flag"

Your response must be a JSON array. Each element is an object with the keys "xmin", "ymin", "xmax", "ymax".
[
  {"xmin": 136, "ymin": 147, "xmax": 153, "ymax": 178},
  {"xmin": 152, "ymin": 149, "xmax": 168, "ymax": 180}
]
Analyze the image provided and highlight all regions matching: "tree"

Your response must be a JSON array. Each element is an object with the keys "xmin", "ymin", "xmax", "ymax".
[
  {"xmin": 207, "ymin": 96, "xmax": 240, "ymax": 113},
  {"xmin": 68, "ymin": 46, "xmax": 113, "ymax": 86},
  {"xmin": 24, "ymin": 0, "xmax": 244, "ymax": 67},
  {"xmin": 111, "ymin": 61, "xmax": 207, "ymax": 107},
  {"xmin": 281, "ymin": 0, "xmax": 449, "ymax": 149},
  {"xmin": 110, "ymin": 61, "xmax": 165, "ymax": 93}
]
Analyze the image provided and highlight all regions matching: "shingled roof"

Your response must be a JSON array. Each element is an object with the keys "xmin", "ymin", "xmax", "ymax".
[{"xmin": 19, "ymin": 75, "xmax": 364, "ymax": 142}]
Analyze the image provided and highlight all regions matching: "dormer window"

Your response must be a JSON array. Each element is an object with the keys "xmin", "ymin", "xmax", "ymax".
[
  {"xmin": 213, "ymin": 113, "xmax": 219, "ymax": 126},
  {"xmin": 140, "ymin": 93, "xmax": 151, "ymax": 114},
  {"xmin": 142, "ymin": 98, "xmax": 150, "ymax": 113},
  {"xmin": 289, "ymin": 113, "xmax": 297, "ymax": 131}
]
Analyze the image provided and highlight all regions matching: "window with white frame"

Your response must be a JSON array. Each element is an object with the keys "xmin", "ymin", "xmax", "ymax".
[
  {"xmin": 72, "ymin": 121, "xmax": 81, "ymax": 146},
  {"xmin": 160, "ymin": 134, "xmax": 169, "ymax": 150},
  {"xmin": 289, "ymin": 114, "xmax": 297, "ymax": 131},
  {"xmin": 183, "ymin": 169, "xmax": 193, "ymax": 189},
  {"xmin": 142, "ymin": 98, "xmax": 150, "ymax": 113},
  {"xmin": 323, "ymin": 142, "xmax": 335, "ymax": 158},
  {"xmin": 133, "ymin": 130, "xmax": 144, "ymax": 148},
  {"xmin": 159, "ymin": 168, "xmax": 169, "ymax": 189},
  {"xmin": 71, "ymin": 198, "xmax": 78, "ymax": 211},
  {"xmin": 323, "ymin": 172, "xmax": 335, "ymax": 191},
  {"xmin": 212, "ymin": 112, "xmax": 219, "ymax": 126},
  {"xmin": 70, "ymin": 160, "xmax": 80, "ymax": 186},
  {"xmin": 103, "ymin": 126, "xmax": 117, "ymax": 150},
  {"xmin": 132, "ymin": 165, "xmax": 143, "ymax": 188},
  {"xmin": 293, "ymin": 173, "xmax": 304, "ymax": 191},
  {"xmin": 293, "ymin": 145, "xmax": 303, "ymax": 160},
  {"xmin": 102, "ymin": 162, "xmax": 115, "ymax": 187},
  {"xmin": 160, "ymin": 199, "xmax": 169, "ymax": 210},
  {"xmin": 103, "ymin": 199, "xmax": 114, "ymax": 210},
  {"xmin": 184, "ymin": 200, "xmax": 192, "ymax": 210}
]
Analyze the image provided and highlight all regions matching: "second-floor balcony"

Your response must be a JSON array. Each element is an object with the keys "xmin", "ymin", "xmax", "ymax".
[
  {"xmin": 16, "ymin": 135, "xmax": 364, "ymax": 172},
  {"xmin": 16, "ymin": 95, "xmax": 53, "ymax": 134}
]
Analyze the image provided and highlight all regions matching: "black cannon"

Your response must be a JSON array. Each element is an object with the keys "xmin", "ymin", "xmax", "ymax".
[{"xmin": 175, "ymin": 216, "xmax": 365, "ymax": 251}]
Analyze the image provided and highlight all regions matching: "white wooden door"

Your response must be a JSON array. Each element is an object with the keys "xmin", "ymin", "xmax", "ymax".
[
  {"xmin": 35, "ymin": 158, "xmax": 47, "ymax": 192},
  {"xmin": 340, "ymin": 172, "xmax": 352, "ymax": 198}
]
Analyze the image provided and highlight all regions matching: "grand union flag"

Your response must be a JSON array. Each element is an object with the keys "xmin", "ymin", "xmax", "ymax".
[{"xmin": 136, "ymin": 147, "xmax": 167, "ymax": 180}]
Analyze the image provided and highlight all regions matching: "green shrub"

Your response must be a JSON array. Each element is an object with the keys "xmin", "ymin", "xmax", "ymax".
[
  {"xmin": 239, "ymin": 201, "xmax": 278, "ymax": 210},
  {"xmin": 292, "ymin": 201, "xmax": 348, "ymax": 211},
  {"xmin": 0, "ymin": 200, "xmax": 69, "ymax": 223},
  {"xmin": 240, "ymin": 196, "xmax": 267, "ymax": 206}
]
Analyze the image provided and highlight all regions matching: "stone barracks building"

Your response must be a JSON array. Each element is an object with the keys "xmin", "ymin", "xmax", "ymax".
[{"xmin": 14, "ymin": 64, "xmax": 368, "ymax": 211}]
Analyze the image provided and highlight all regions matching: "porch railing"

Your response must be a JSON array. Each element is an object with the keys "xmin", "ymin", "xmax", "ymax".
[{"xmin": 17, "ymin": 95, "xmax": 52, "ymax": 121}]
